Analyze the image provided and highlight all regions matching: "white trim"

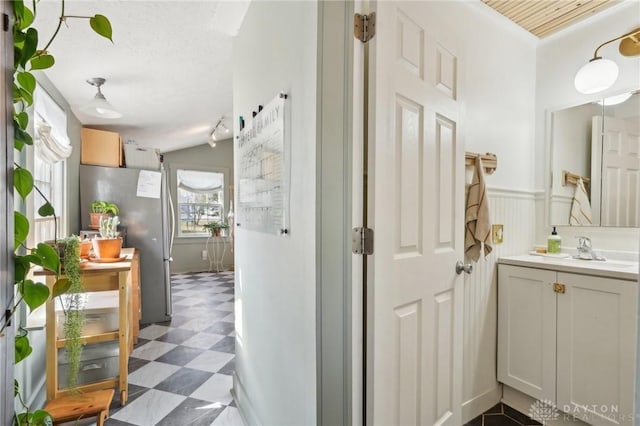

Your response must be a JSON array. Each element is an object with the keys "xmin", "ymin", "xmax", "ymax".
[
  {"xmin": 232, "ymin": 372, "xmax": 260, "ymax": 426},
  {"xmin": 486, "ymin": 186, "xmax": 544, "ymax": 199},
  {"xmin": 463, "ymin": 385, "xmax": 503, "ymax": 423}
]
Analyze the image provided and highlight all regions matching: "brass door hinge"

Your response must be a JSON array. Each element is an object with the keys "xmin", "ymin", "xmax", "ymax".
[
  {"xmin": 354, "ymin": 12, "xmax": 376, "ymax": 43},
  {"xmin": 554, "ymin": 283, "xmax": 566, "ymax": 294}
]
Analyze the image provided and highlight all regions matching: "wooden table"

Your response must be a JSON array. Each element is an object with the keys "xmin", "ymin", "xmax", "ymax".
[{"xmin": 37, "ymin": 248, "xmax": 137, "ymax": 405}]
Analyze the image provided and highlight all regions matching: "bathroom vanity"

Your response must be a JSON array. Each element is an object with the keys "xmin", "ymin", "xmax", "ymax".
[{"xmin": 497, "ymin": 254, "xmax": 639, "ymax": 426}]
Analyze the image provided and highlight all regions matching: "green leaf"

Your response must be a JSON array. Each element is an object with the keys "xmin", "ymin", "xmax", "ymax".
[
  {"xmin": 14, "ymin": 0, "xmax": 24, "ymax": 21},
  {"xmin": 31, "ymin": 410, "xmax": 53, "ymax": 426},
  {"xmin": 14, "ymin": 211, "xmax": 29, "ymax": 249},
  {"xmin": 90, "ymin": 14, "xmax": 113, "ymax": 42},
  {"xmin": 16, "ymin": 111, "xmax": 28, "ymax": 129},
  {"xmin": 14, "ymin": 167, "xmax": 33, "ymax": 200},
  {"xmin": 36, "ymin": 243, "xmax": 60, "ymax": 274},
  {"xmin": 15, "ymin": 123, "xmax": 33, "ymax": 147},
  {"xmin": 30, "ymin": 54, "xmax": 55, "ymax": 71},
  {"xmin": 20, "ymin": 87, "xmax": 33, "ymax": 106},
  {"xmin": 15, "ymin": 334, "xmax": 32, "ymax": 364},
  {"xmin": 14, "ymin": 255, "xmax": 31, "ymax": 282},
  {"xmin": 14, "ymin": 379, "xmax": 19, "ymax": 396},
  {"xmin": 21, "ymin": 280, "xmax": 50, "ymax": 312},
  {"xmin": 38, "ymin": 202, "xmax": 55, "ymax": 217},
  {"xmin": 52, "ymin": 278, "xmax": 71, "ymax": 298},
  {"xmin": 21, "ymin": 28, "xmax": 38, "ymax": 68},
  {"xmin": 19, "ymin": 6, "xmax": 34, "ymax": 31},
  {"xmin": 17, "ymin": 71, "xmax": 36, "ymax": 94}
]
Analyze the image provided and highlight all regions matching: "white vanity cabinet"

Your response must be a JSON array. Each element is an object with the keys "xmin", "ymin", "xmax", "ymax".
[{"xmin": 498, "ymin": 258, "xmax": 638, "ymax": 426}]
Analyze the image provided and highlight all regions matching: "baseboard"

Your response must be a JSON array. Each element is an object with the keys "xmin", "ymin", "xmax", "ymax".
[
  {"xmin": 462, "ymin": 384, "xmax": 502, "ymax": 423},
  {"xmin": 502, "ymin": 385, "xmax": 590, "ymax": 426},
  {"xmin": 232, "ymin": 372, "xmax": 260, "ymax": 426}
]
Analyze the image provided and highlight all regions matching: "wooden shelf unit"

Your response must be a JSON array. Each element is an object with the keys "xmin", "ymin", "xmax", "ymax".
[{"xmin": 39, "ymin": 248, "xmax": 138, "ymax": 405}]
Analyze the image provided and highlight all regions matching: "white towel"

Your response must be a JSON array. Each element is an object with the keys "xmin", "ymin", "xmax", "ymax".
[
  {"xmin": 465, "ymin": 156, "xmax": 492, "ymax": 261},
  {"xmin": 569, "ymin": 177, "xmax": 593, "ymax": 226}
]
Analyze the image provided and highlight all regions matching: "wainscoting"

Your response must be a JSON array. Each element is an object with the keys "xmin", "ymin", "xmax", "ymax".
[{"xmin": 462, "ymin": 187, "xmax": 543, "ymax": 422}]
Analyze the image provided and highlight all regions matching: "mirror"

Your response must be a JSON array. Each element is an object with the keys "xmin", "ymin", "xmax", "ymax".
[{"xmin": 549, "ymin": 91, "xmax": 640, "ymax": 227}]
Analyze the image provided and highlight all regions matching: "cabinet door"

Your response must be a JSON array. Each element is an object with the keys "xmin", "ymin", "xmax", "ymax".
[
  {"xmin": 556, "ymin": 273, "xmax": 637, "ymax": 426},
  {"xmin": 498, "ymin": 265, "xmax": 557, "ymax": 401}
]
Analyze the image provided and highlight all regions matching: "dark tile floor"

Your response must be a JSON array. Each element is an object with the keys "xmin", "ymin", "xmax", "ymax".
[
  {"xmin": 104, "ymin": 271, "xmax": 244, "ymax": 426},
  {"xmin": 465, "ymin": 403, "xmax": 542, "ymax": 426}
]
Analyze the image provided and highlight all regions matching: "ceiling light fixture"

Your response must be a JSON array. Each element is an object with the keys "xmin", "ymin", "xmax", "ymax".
[
  {"xmin": 81, "ymin": 77, "xmax": 122, "ymax": 119},
  {"xmin": 574, "ymin": 27, "xmax": 640, "ymax": 95},
  {"xmin": 596, "ymin": 92, "xmax": 633, "ymax": 106},
  {"xmin": 208, "ymin": 117, "xmax": 229, "ymax": 147}
]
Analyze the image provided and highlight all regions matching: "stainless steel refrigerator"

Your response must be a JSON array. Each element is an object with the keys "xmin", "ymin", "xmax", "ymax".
[{"xmin": 80, "ymin": 164, "xmax": 174, "ymax": 324}]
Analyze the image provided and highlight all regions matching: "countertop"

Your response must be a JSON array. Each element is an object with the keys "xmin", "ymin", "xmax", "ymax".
[{"xmin": 499, "ymin": 254, "xmax": 639, "ymax": 281}]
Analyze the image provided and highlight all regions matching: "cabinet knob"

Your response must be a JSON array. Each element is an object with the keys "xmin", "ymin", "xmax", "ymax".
[{"xmin": 456, "ymin": 261, "xmax": 473, "ymax": 275}]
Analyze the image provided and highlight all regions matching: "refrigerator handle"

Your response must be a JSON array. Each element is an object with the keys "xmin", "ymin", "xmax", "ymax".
[{"xmin": 168, "ymin": 188, "xmax": 175, "ymax": 261}]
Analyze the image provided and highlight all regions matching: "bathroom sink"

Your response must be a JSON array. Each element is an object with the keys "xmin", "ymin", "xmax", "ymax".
[{"xmin": 544, "ymin": 256, "xmax": 638, "ymax": 270}]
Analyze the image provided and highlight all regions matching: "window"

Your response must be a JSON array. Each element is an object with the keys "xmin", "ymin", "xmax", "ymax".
[
  {"xmin": 177, "ymin": 169, "xmax": 224, "ymax": 236},
  {"xmin": 27, "ymin": 86, "xmax": 71, "ymax": 245}
]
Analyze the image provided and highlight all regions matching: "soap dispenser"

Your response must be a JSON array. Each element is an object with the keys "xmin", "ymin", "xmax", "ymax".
[{"xmin": 547, "ymin": 226, "xmax": 562, "ymax": 254}]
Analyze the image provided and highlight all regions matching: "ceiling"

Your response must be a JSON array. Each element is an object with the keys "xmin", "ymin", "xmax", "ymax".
[
  {"xmin": 482, "ymin": 0, "xmax": 621, "ymax": 38},
  {"xmin": 34, "ymin": 1, "xmax": 235, "ymax": 153}
]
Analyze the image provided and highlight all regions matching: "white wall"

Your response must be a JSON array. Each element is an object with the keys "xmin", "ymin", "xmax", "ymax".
[
  {"xmin": 535, "ymin": 2, "xmax": 640, "ymax": 255},
  {"xmin": 439, "ymin": 2, "xmax": 539, "ymax": 421},
  {"xmin": 232, "ymin": 2, "xmax": 317, "ymax": 424}
]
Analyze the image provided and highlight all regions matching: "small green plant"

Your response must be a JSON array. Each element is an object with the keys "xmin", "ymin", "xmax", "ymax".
[
  {"xmin": 99, "ymin": 216, "xmax": 120, "ymax": 239},
  {"xmin": 203, "ymin": 221, "xmax": 229, "ymax": 235},
  {"xmin": 90, "ymin": 200, "xmax": 119, "ymax": 215}
]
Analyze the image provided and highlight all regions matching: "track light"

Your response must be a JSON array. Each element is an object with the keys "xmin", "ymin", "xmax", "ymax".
[
  {"xmin": 81, "ymin": 77, "xmax": 122, "ymax": 119},
  {"xmin": 574, "ymin": 27, "xmax": 640, "ymax": 95},
  {"xmin": 208, "ymin": 117, "xmax": 228, "ymax": 147}
]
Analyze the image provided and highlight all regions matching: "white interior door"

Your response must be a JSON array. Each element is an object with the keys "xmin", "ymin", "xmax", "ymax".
[
  {"xmin": 599, "ymin": 116, "xmax": 640, "ymax": 226},
  {"xmin": 367, "ymin": 2, "xmax": 464, "ymax": 424}
]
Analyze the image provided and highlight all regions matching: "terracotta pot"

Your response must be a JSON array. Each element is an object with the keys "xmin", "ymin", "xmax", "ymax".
[
  {"xmin": 89, "ymin": 213, "xmax": 111, "ymax": 229},
  {"xmin": 79, "ymin": 240, "xmax": 92, "ymax": 258},
  {"xmin": 92, "ymin": 237, "xmax": 123, "ymax": 259},
  {"xmin": 213, "ymin": 229, "xmax": 222, "ymax": 237}
]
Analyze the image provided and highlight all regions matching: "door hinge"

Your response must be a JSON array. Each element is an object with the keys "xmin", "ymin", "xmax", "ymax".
[
  {"xmin": 553, "ymin": 283, "xmax": 566, "ymax": 294},
  {"xmin": 352, "ymin": 227, "xmax": 374, "ymax": 255},
  {"xmin": 3, "ymin": 14, "xmax": 9, "ymax": 32},
  {"xmin": 354, "ymin": 12, "xmax": 376, "ymax": 43}
]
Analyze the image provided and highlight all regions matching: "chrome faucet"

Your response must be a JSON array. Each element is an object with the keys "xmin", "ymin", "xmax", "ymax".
[{"xmin": 575, "ymin": 236, "xmax": 606, "ymax": 261}]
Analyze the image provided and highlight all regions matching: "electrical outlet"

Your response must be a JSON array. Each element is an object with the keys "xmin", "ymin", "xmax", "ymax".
[{"xmin": 201, "ymin": 250, "xmax": 208, "ymax": 260}]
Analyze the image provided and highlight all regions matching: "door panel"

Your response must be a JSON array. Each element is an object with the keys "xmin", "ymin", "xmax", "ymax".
[{"xmin": 369, "ymin": 2, "xmax": 464, "ymax": 425}]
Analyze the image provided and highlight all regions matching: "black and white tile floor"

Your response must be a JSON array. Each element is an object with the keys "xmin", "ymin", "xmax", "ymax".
[{"xmin": 105, "ymin": 271, "xmax": 244, "ymax": 426}]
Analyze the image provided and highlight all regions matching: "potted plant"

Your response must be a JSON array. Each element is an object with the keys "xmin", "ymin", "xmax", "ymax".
[
  {"xmin": 203, "ymin": 221, "xmax": 229, "ymax": 237},
  {"xmin": 92, "ymin": 216, "xmax": 123, "ymax": 259},
  {"xmin": 89, "ymin": 200, "xmax": 119, "ymax": 229}
]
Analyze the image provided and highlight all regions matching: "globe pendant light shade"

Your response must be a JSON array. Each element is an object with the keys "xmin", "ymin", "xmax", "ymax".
[
  {"xmin": 81, "ymin": 92, "xmax": 123, "ymax": 119},
  {"xmin": 574, "ymin": 57, "xmax": 619, "ymax": 95},
  {"xmin": 82, "ymin": 77, "xmax": 123, "ymax": 119}
]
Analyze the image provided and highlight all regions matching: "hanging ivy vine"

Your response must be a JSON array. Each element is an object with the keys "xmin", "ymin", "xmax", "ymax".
[
  {"xmin": 5, "ymin": 1, "xmax": 114, "ymax": 424},
  {"xmin": 61, "ymin": 236, "xmax": 83, "ymax": 390}
]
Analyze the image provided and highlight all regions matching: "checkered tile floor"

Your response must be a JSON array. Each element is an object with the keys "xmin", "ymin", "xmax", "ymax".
[{"xmin": 105, "ymin": 271, "xmax": 244, "ymax": 426}]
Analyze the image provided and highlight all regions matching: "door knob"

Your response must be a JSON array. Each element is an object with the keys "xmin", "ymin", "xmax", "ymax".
[{"xmin": 455, "ymin": 261, "xmax": 473, "ymax": 275}]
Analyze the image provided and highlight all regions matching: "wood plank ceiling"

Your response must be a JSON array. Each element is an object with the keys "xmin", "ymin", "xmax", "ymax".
[{"xmin": 482, "ymin": 0, "xmax": 621, "ymax": 38}]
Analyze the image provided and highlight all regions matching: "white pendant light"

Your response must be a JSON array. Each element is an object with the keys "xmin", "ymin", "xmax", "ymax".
[
  {"xmin": 596, "ymin": 92, "xmax": 633, "ymax": 106},
  {"xmin": 574, "ymin": 58, "xmax": 619, "ymax": 94},
  {"xmin": 81, "ymin": 77, "xmax": 123, "ymax": 119},
  {"xmin": 574, "ymin": 27, "xmax": 640, "ymax": 95}
]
